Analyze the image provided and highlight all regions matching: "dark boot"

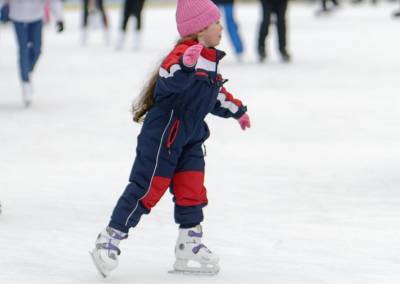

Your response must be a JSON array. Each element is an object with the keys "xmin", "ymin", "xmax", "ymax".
[
  {"xmin": 280, "ymin": 50, "xmax": 291, "ymax": 62},
  {"xmin": 258, "ymin": 45, "xmax": 267, "ymax": 63}
]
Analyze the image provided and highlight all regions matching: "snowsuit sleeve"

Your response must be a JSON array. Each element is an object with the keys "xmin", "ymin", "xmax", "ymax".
[
  {"xmin": 211, "ymin": 76, "xmax": 247, "ymax": 119},
  {"xmin": 156, "ymin": 44, "xmax": 197, "ymax": 97}
]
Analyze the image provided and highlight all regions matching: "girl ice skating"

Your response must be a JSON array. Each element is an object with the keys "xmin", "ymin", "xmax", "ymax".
[{"xmin": 90, "ymin": 0, "xmax": 250, "ymax": 277}]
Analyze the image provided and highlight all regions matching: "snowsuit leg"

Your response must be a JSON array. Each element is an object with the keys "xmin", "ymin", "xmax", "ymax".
[
  {"xmin": 109, "ymin": 109, "xmax": 185, "ymax": 233},
  {"xmin": 171, "ymin": 122, "xmax": 209, "ymax": 227},
  {"xmin": 109, "ymin": 108, "xmax": 210, "ymax": 233}
]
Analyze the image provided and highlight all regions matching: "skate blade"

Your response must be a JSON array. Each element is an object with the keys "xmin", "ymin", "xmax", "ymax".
[
  {"xmin": 168, "ymin": 268, "xmax": 219, "ymax": 276},
  {"xmin": 89, "ymin": 251, "xmax": 107, "ymax": 278}
]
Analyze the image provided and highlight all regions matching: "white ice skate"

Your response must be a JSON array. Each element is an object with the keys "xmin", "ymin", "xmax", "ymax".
[
  {"xmin": 132, "ymin": 30, "xmax": 141, "ymax": 51},
  {"xmin": 90, "ymin": 227, "xmax": 127, "ymax": 277},
  {"xmin": 103, "ymin": 29, "xmax": 111, "ymax": 46},
  {"xmin": 115, "ymin": 32, "xmax": 125, "ymax": 50},
  {"xmin": 21, "ymin": 82, "xmax": 33, "ymax": 107},
  {"xmin": 169, "ymin": 225, "xmax": 220, "ymax": 276},
  {"xmin": 81, "ymin": 28, "xmax": 88, "ymax": 46}
]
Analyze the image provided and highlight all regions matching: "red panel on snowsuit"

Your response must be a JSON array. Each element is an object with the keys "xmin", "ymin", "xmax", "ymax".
[
  {"xmin": 141, "ymin": 176, "xmax": 171, "ymax": 209},
  {"xmin": 172, "ymin": 171, "xmax": 208, "ymax": 206}
]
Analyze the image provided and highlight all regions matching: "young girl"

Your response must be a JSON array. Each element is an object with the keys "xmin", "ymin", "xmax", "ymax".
[
  {"xmin": 115, "ymin": 0, "xmax": 146, "ymax": 50},
  {"xmin": 90, "ymin": 0, "xmax": 251, "ymax": 277}
]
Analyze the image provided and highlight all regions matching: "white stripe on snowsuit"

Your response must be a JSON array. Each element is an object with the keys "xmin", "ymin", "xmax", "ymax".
[{"xmin": 217, "ymin": 92, "xmax": 239, "ymax": 114}]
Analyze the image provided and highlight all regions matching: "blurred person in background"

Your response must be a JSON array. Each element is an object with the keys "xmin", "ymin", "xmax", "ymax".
[
  {"xmin": 8, "ymin": 0, "xmax": 64, "ymax": 107},
  {"xmin": 115, "ymin": 0, "xmax": 146, "ymax": 50},
  {"xmin": 81, "ymin": 0, "xmax": 110, "ymax": 45},
  {"xmin": 212, "ymin": 0, "xmax": 244, "ymax": 61},
  {"xmin": 257, "ymin": 0, "xmax": 291, "ymax": 63}
]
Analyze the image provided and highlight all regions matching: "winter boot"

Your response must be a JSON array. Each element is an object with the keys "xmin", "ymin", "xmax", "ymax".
[
  {"xmin": 90, "ymin": 227, "xmax": 127, "ymax": 277},
  {"xmin": 170, "ymin": 225, "xmax": 220, "ymax": 275}
]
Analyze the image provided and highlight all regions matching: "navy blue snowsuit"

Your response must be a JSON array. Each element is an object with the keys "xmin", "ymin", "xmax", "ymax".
[{"xmin": 109, "ymin": 40, "xmax": 247, "ymax": 233}]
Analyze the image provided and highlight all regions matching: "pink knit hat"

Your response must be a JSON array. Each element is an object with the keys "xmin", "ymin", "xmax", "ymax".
[{"xmin": 176, "ymin": 0, "xmax": 221, "ymax": 37}]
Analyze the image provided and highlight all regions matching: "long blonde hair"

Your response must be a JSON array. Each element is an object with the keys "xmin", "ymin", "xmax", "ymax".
[{"xmin": 131, "ymin": 35, "xmax": 198, "ymax": 123}]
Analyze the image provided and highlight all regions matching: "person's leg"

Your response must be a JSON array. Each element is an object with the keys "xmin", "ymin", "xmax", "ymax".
[
  {"xmin": 223, "ymin": 4, "xmax": 244, "ymax": 56},
  {"xmin": 96, "ymin": 0, "xmax": 108, "ymax": 28},
  {"xmin": 27, "ymin": 20, "xmax": 43, "ymax": 73},
  {"xmin": 130, "ymin": 0, "xmax": 145, "ymax": 49},
  {"xmin": 171, "ymin": 143, "xmax": 207, "ymax": 227},
  {"xmin": 322, "ymin": 0, "xmax": 328, "ymax": 11},
  {"xmin": 121, "ymin": 0, "xmax": 130, "ymax": 32},
  {"xmin": 13, "ymin": 21, "xmax": 30, "ymax": 82},
  {"xmin": 275, "ymin": 0, "xmax": 290, "ymax": 60},
  {"xmin": 170, "ymin": 123, "xmax": 219, "ymax": 274},
  {"xmin": 258, "ymin": 0, "xmax": 272, "ymax": 61},
  {"xmin": 109, "ymin": 110, "xmax": 183, "ymax": 233},
  {"xmin": 133, "ymin": 0, "xmax": 146, "ymax": 31},
  {"xmin": 91, "ymin": 110, "xmax": 185, "ymax": 276},
  {"xmin": 83, "ymin": 0, "xmax": 89, "ymax": 28},
  {"xmin": 116, "ymin": 0, "xmax": 131, "ymax": 49}
]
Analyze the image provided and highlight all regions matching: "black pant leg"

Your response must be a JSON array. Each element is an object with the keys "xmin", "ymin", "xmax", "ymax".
[
  {"xmin": 83, "ymin": 0, "xmax": 89, "ymax": 27},
  {"xmin": 258, "ymin": 0, "xmax": 272, "ymax": 49},
  {"xmin": 275, "ymin": 0, "xmax": 288, "ymax": 54},
  {"xmin": 133, "ymin": 0, "xmax": 146, "ymax": 30},
  {"xmin": 96, "ymin": 0, "xmax": 108, "ymax": 28},
  {"xmin": 121, "ymin": 0, "xmax": 131, "ymax": 31}
]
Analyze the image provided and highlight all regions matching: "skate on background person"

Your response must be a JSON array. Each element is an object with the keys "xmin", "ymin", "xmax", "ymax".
[
  {"xmin": 315, "ymin": 0, "xmax": 339, "ymax": 15},
  {"xmin": 8, "ymin": 0, "xmax": 64, "ymax": 107},
  {"xmin": 91, "ymin": 0, "xmax": 251, "ymax": 278},
  {"xmin": 115, "ymin": 0, "xmax": 146, "ymax": 50},
  {"xmin": 81, "ymin": 0, "xmax": 110, "ymax": 45}
]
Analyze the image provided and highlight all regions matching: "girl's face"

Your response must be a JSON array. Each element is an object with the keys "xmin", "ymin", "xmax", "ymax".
[{"xmin": 198, "ymin": 21, "xmax": 223, "ymax": 48}]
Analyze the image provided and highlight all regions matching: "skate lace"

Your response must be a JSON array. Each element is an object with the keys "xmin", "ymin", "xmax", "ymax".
[
  {"xmin": 97, "ymin": 242, "xmax": 121, "ymax": 256},
  {"xmin": 192, "ymin": 244, "xmax": 210, "ymax": 254}
]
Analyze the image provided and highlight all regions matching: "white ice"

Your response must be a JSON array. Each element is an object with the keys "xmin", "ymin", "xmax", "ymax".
[{"xmin": 1, "ymin": 2, "xmax": 400, "ymax": 283}]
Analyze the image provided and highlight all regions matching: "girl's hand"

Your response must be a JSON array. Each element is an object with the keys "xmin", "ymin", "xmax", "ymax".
[
  {"xmin": 237, "ymin": 113, "xmax": 251, "ymax": 130},
  {"xmin": 182, "ymin": 44, "xmax": 203, "ymax": 67}
]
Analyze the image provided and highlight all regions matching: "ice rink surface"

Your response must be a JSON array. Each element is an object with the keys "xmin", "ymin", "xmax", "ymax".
[{"xmin": 1, "ymin": 2, "xmax": 400, "ymax": 283}]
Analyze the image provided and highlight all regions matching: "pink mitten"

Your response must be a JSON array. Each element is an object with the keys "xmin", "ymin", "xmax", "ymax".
[
  {"xmin": 238, "ymin": 113, "xmax": 251, "ymax": 130},
  {"xmin": 182, "ymin": 44, "xmax": 203, "ymax": 67}
]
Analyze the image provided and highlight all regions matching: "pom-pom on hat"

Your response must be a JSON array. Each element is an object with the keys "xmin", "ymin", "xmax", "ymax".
[{"xmin": 176, "ymin": 0, "xmax": 221, "ymax": 37}]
